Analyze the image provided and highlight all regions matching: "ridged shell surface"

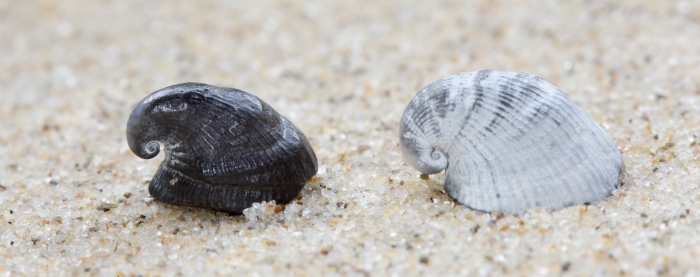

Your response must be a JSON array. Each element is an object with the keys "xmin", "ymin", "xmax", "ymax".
[
  {"xmin": 126, "ymin": 83, "xmax": 318, "ymax": 214},
  {"xmin": 399, "ymin": 71, "xmax": 622, "ymax": 213}
]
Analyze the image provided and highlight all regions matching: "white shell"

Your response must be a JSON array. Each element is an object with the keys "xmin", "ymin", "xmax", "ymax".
[{"xmin": 399, "ymin": 71, "xmax": 622, "ymax": 213}]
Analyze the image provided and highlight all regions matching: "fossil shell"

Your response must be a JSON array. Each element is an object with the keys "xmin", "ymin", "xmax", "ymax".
[
  {"xmin": 126, "ymin": 83, "xmax": 318, "ymax": 214},
  {"xmin": 399, "ymin": 71, "xmax": 622, "ymax": 213}
]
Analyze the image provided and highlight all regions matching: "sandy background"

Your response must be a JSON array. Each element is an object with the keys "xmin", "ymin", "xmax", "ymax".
[{"xmin": 2, "ymin": 0, "xmax": 700, "ymax": 276}]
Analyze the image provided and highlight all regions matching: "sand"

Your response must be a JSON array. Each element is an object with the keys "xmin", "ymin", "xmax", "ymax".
[{"xmin": 2, "ymin": 0, "xmax": 700, "ymax": 276}]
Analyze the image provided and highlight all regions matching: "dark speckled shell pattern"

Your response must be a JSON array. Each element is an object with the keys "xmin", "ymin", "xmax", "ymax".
[{"xmin": 399, "ymin": 71, "xmax": 622, "ymax": 213}]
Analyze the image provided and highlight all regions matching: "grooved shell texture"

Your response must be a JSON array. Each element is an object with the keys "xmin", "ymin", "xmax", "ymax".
[
  {"xmin": 126, "ymin": 83, "xmax": 318, "ymax": 214},
  {"xmin": 399, "ymin": 71, "xmax": 622, "ymax": 213}
]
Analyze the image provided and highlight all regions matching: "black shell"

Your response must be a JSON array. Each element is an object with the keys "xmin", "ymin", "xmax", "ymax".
[{"xmin": 126, "ymin": 83, "xmax": 318, "ymax": 214}]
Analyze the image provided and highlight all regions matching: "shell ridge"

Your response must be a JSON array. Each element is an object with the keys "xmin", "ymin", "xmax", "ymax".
[
  {"xmin": 199, "ymin": 114, "xmax": 294, "ymax": 179},
  {"xmin": 399, "ymin": 95, "xmax": 449, "ymax": 174},
  {"xmin": 150, "ymin": 150, "xmax": 304, "ymax": 213},
  {"xmin": 198, "ymin": 125, "xmax": 219, "ymax": 152},
  {"xmin": 444, "ymin": 82, "xmax": 470, "ymax": 152},
  {"xmin": 511, "ymin": 89, "xmax": 585, "ymax": 209},
  {"xmin": 422, "ymin": 93, "xmax": 447, "ymax": 149},
  {"xmin": 570, "ymin": 131, "xmax": 601, "ymax": 196},
  {"xmin": 442, "ymin": 76, "xmax": 467, "ymax": 152},
  {"xmin": 444, "ymin": 72, "xmax": 484, "ymax": 152},
  {"xmin": 474, "ymin": 134, "xmax": 528, "ymax": 211},
  {"xmin": 499, "ymin": 74, "xmax": 538, "ymax": 138},
  {"xmin": 573, "ymin": 109, "xmax": 620, "ymax": 199},
  {"xmin": 525, "ymin": 87, "xmax": 614, "ymax": 208},
  {"xmin": 447, "ymin": 137, "xmax": 499, "ymax": 210}
]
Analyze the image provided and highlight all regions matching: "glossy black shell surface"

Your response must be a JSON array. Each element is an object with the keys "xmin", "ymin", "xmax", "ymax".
[{"xmin": 126, "ymin": 83, "xmax": 318, "ymax": 214}]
